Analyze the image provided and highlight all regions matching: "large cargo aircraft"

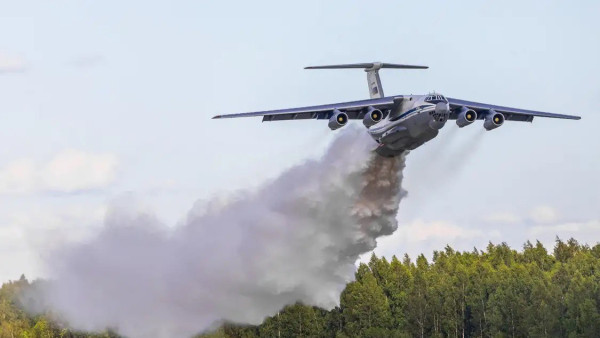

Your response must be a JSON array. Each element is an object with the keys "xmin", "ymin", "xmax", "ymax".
[{"xmin": 213, "ymin": 62, "xmax": 580, "ymax": 157}]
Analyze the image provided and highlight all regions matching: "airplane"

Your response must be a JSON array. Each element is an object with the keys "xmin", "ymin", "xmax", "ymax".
[{"xmin": 212, "ymin": 62, "xmax": 581, "ymax": 157}]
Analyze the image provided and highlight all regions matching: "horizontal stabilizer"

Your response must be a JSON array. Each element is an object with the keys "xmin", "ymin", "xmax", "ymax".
[
  {"xmin": 305, "ymin": 62, "xmax": 427, "ymax": 98},
  {"xmin": 304, "ymin": 62, "xmax": 428, "ymax": 70}
]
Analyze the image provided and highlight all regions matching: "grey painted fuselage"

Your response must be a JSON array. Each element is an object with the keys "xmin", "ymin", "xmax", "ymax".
[{"xmin": 369, "ymin": 94, "xmax": 449, "ymax": 157}]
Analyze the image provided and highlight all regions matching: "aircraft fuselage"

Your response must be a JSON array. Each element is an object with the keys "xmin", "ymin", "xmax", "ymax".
[{"xmin": 368, "ymin": 94, "xmax": 450, "ymax": 157}]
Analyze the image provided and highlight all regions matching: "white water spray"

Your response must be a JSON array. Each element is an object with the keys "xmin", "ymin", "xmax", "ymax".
[{"xmin": 36, "ymin": 127, "xmax": 407, "ymax": 338}]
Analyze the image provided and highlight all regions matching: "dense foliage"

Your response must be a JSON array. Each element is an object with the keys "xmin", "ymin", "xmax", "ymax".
[
  {"xmin": 218, "ymin": 238, "xmax": 600, "ymax": 338},
  {"xmin": 0, "ymin": 275, "xmax": 119, "ymax": 337},
  {"xmin": 2, "ymin": 238, "xmax": 600, "ymax": 337}
]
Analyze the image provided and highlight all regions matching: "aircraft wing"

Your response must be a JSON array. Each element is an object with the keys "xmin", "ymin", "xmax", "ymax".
[
  {"xmin": 212, "ymin": 96, "xmax": 400, "ymax": 122},
  {"xmin": 448, "ymin": 97, "xmax": 581, "ymax": 122}
]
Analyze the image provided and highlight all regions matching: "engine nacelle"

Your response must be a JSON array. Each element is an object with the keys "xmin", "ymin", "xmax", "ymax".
[
  {"xmin": 328, "ymin": 109, "xmax": 348, "ymax": 130},
  {"xmin": 483, "ymin": 110, "xmax": 505, "ymax": 130},
  {"xmin": 456, "ymin": 106, "xmax": 477, "ymax": 127},
  {"xmin": 362, "ymin": 106, "xmax": 383, "ymax": 127}
]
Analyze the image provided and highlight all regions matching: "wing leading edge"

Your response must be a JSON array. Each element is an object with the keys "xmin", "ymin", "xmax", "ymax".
[
  {"xmin": 213, "ymin": 96, "xmax": 580, "ymax": 122},
  {"xmin": 212, "ymin": 96, "xmax": 400, "ymax": 122},
  {"xmin": 448, "ymin": 98, "xmax": 581, "ymax": 122}
]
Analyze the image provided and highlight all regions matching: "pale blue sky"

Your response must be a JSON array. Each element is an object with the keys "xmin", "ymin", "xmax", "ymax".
[{"xmin": 0, "ymin": 0, "xmax": 599, "ymax": 280}]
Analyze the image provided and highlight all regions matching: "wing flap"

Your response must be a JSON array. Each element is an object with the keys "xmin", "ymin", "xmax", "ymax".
[
  {"xmin": 448, "ymin": 97, "xmax": 581, "ymax": 121},
  {"xmin": 213, "ymin": 96, "xmax": 399, "ymax": 121},
  {"xmin": 262, "ymin": 112, "xmax": 317, "ymax": 122}
]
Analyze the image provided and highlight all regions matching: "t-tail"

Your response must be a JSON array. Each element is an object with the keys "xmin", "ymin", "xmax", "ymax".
[{"xmin": 304, "ymin": 62, "xmax": 428, "ymax": 99}]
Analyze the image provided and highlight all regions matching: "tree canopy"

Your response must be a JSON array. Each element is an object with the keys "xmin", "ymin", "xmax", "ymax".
[{"xmin": 2, "ymin": 238, "xmax": 600, "ymax": 337}]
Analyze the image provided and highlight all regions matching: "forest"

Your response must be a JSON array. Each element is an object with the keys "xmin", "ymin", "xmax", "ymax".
[{"xmin": 1, "ymin": 238, "xmax": 599, "ymax": 337}]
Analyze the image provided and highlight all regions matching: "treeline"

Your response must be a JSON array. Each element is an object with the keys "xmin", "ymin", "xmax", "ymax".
[
  {"xmin": 2, "ymin": 238, "xmax": 600, "ymax": 337},
  {"xmin": 0, "ymin": 276, "xmax": 119, "ymax": 337},
  {"xmin": 214, "ymin": 238, "xmax": 600, "ymax": 338}
]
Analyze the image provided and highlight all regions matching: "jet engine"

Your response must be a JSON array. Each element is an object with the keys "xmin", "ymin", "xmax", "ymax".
[
  {"xmin": 428, "ymin": 102, "xmax": 449, "ymax": 130},
  {"xmin": 456, "ymin": 106, "xmax": 477, "ymax": 127},
  {"xmin": 483, "ymin": 110, "xmax": 505, "ymax": 130},
  {"xmin": 363, "ymin": 107, "xmax": 383, "ymax": 127},
  {"xmin": 362, "ymin": 106, "xmax": 383, "ymax": 127},
  {"xmin": 328, "ymin": 109, "xmax": 348, "ymax": 130}
]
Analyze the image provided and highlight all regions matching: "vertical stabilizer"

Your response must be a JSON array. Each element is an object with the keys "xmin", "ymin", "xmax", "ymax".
[{"xmin": 365, "ymin": 63, "xmax": 384, "ymax": 99}]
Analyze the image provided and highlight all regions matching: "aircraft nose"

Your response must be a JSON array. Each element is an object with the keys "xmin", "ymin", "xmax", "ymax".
[
  {"xmin": 435, "ymin": 102, "xmax": 449, "ymax": 114},
  {"xmin": 433, "ymin": 102, "xmax": 450, "ymax": 123}
]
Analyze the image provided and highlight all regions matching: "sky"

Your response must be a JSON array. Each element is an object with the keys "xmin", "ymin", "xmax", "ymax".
[{"xmin": 0, "ymin": 0, "xmax": 599, "ymax": 281}]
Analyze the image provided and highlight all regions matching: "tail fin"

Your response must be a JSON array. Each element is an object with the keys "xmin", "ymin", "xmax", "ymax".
[{"xmin": 305, "ymin": 62, "xmax": 428, "ymax": 99}]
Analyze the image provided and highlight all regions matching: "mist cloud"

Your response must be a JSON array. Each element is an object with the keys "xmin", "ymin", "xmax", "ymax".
[{"xmin": 33, "ymin": 127, "xmax": 407, "ymax": 337}]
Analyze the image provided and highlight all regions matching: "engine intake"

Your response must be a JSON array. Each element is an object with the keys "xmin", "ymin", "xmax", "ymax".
[
  {"xmin": 362, "ymin": 106, "xmax": 383, "ymax": 127},
  {"xmin": 328, "ymin": 110, "xmax": 348, "ymax": 130},
  {"xmin": 483, "ymin": 110, "xmax": 505, "ymax": 130},
  {"xmin": 456, "ymin": 106, "xmax": 477, "ymax": 127}
]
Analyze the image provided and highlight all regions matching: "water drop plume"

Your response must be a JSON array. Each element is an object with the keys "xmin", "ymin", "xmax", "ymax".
[{"xmin": 35, "ymin": 126, "xmax": 408, "ymax": 338}]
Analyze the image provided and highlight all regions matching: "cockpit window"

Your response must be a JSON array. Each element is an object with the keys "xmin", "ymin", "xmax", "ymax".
[{"xmin": 425, "ymin": 95, "xmax": 447, "ymax": 103}]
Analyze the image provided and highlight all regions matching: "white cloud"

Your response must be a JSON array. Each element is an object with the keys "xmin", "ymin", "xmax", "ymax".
[
  {"xmin": 394, "ymin": 219, "xmax": 484, "ymax": 241},
  {"xmin": 529, "ymin": 205, "xmax": 559, "ymax": 224},
  {"xmin": 68, "ymin": 54, "xmax": 105, "ymax": 68},
  {"xmin": 529, "ymin": 219, "xmax": 600, "ymax": 237},
  {"xmin": 483, "ymin": 207, "xmax": 560, "ymax": 226},
  {"xmin": 527, "ymin": 219, "xmax": 600, "ymax": 251},
  {"xmin": 0, "ymin": 52, "xmax": 27, "ymax": 73},
  {"xmin": 361, "ymin": 219, "xmax": 490, "ymax": 263},
  {"xmin": 0, "ymin": 203, "xmax": 107, "ymax": 281},
  {"xmin": 0, "ymin": 150, "xmax": 118, "ymax": 194},
  {"xmin": 8, "ymin": 204, "xmax": 107, "ymax": 234},
  {"xmin": 483, "ymin": 212, "xmax": 521, "ymax": 224},
  {"xmin": 0, "ymin": 159, "xmax": 37, "ymax": 193},
  {"xmin": 41, "ymin": 150, "xmax": 118, "ymax": 192},
  {"xmin": 364, "ymin": 216, "xmax": 600, "ymax": 265}
]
